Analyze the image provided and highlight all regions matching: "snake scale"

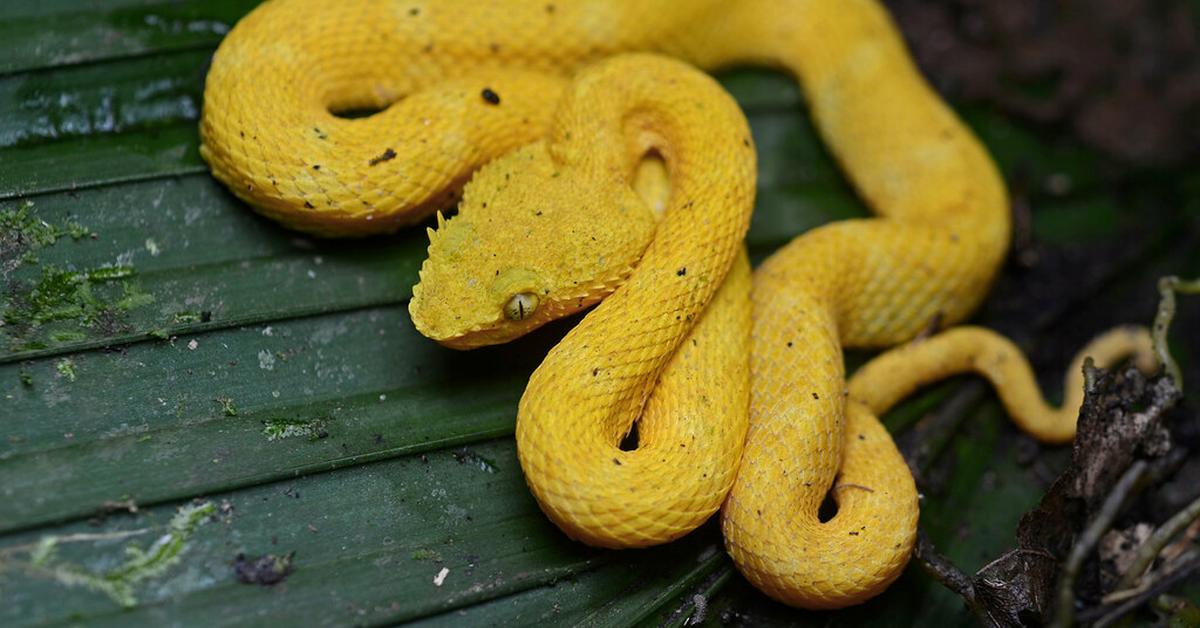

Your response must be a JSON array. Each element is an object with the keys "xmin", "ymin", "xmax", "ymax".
[{"xmin": 201, "ymin": 0, "xmax": 1155, "ymax": 609}]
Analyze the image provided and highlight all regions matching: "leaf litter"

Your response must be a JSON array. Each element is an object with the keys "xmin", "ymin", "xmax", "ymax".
[{"xmin": 915, "ymin": 277, "xmax": 1200, "ymax": 627}]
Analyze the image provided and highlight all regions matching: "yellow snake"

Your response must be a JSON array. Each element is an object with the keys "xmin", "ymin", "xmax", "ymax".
[{"xmin": 200, "ymin": 0, "xmax": 1156, "ymax": 609}]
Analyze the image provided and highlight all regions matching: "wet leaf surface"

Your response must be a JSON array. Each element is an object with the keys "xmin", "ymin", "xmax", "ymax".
[{"xmin": 2, "ymin": 2, "xmax": 1198, "ymax": 626}]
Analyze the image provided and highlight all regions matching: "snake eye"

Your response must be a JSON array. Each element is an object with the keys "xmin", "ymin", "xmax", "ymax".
[{"xmin": 504, "ymin": 293, "xmax": 539, "ymax": 321}]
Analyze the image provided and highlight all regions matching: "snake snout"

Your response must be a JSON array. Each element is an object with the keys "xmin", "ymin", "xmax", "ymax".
[
  {"xmin": 410, "ymin": 265, "xmax": 550, "ymax": 350},
  {"xmin": 409, "ymin": 279, "xmax": 490, "ymax": 349}
]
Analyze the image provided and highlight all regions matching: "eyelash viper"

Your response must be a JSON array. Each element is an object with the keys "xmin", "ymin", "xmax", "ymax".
[{"xmin": 200, "ymin": 0, "xmax": 1156, "ymax": 610}]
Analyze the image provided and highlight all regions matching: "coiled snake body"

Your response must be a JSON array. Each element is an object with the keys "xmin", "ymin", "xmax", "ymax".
[{"xmin": 202, "ymin": 0, "xmax": 1155, "ymax": 609}]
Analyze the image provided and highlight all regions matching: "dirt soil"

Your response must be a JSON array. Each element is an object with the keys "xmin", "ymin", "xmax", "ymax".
[{"xmin": 885, "ymin": 0, "xmax": 1200, "ymax": 167}]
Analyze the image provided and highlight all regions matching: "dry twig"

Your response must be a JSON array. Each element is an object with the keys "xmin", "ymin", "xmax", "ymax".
[
  {"xmin": 1116, "ymin": 492, "xmax": 1200, "ymax": 591},
  {"xmin": 1050, "ymin": 461, "xmax": 1151, "ymax": 628},
  {"xmin": 1081, "ymin": 553, "xmax": 1200, "ymax": 627},
  {"xmin": 1153, "ymin": 276, "xmax": 1200, "ymax": 388}
]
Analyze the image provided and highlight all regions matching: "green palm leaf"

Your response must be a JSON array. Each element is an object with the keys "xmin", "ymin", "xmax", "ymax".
[{"xmin": 2, "ymin": 2, "xmax": 1195, "ymax": 626}]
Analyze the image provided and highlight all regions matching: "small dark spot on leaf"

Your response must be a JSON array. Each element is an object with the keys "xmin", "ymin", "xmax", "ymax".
[
  {"xmin": 481, "ymin": 88, "xmax": 501, "ymax": 105},
  {"xmin": 676, "ymin": 267, "xmax": 687, "ymax": 277},
  {"xmin": 613, "ymin": 458, "xmax": 621, "ymax": 466},
  {"xmin": 233, "ymin": 552, "xmax": 295, "ymax": 586}
]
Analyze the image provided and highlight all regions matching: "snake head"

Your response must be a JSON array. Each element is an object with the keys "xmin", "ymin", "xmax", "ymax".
[{"xmin": 410, "ymin": 143, "xmax": 658, "ymax": 349}]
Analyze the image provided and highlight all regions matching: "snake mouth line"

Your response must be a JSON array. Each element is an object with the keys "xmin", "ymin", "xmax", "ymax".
[
  {"xmin": 412, "ymin": 297, "xmax": 596, "ymax": 351},
  {"xmin": 407, "ymin": 303, "xmax": 502, "ymax": 350},
  {"xmin": 408, "ymin": 290, "xmax": 551, "ymax": 351},
  {"xmin": 426, "ymin": 325, "xmax": 521, "ymax": 351}
]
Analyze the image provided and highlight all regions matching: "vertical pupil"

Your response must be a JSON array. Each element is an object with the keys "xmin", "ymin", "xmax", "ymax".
[{"xmin": 506, "ymin": 293, "xmax": 538, "ymax": 321}]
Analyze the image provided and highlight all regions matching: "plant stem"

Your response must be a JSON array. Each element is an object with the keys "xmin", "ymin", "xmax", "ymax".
[{"xmin": 1051, "ymin": 460, "xmax": 1149, "ymax": 628}]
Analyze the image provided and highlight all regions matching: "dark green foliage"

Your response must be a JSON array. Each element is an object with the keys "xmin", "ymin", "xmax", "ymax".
[{"xmin": 1, "ymin": 3, "xmax": 1195, "ymax": 627}]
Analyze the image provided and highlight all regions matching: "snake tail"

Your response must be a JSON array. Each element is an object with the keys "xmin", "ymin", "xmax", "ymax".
[{"xmin": 850, "ymin": 326, "xmax": 1158, "ymax": 444}]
